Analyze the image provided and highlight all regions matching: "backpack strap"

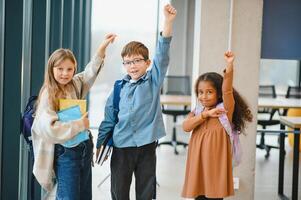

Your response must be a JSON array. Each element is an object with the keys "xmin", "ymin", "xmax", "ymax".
[
  {"xmin": 216, "ymin": 103, "xmax": 233, "ymax": 139},
  {"xmin": 112, "ymin": 80, "xmax": 125, "ymax": 123},
  {"xmin": 216, "ymin": 103, "xmax": 242, "ymax": 167}
]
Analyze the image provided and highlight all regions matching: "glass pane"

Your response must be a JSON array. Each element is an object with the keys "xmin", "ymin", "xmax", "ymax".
[
  {"xmin": 259, "ymin": 59, "xmax": 299, "ymax": 95},
  {"xmin": 90, "ymin": 0, "xmax": 159, "ymax": 128}
]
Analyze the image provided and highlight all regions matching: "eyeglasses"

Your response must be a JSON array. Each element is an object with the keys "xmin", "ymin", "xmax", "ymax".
[{"xmin": 122, "ymin": 58, "xmax": 146, "ymax": 67}]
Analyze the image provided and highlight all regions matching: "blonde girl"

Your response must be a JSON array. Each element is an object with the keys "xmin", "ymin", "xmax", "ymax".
[{"xmin": 32, "ymin": 34, "xmax": 116, "ymax": 199}]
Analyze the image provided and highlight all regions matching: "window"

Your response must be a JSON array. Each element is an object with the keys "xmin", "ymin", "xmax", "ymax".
[{"xmin": 90, "ymin": 0, "xmax": 160, "ymax": 127}]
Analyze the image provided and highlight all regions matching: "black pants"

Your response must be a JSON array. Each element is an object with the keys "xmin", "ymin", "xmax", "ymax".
[
  {"xmin": 195, "ymin": 196, "xmax": 223, "ymax": 200},
  {"xmin": 110, "ymin": 142, "xmax": 156, "ymax": 200}
]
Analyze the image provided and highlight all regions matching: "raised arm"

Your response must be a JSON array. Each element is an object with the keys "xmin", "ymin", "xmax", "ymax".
[
  {"xmin": 162, "ymin": 4, "xmax": 177, "ymax": 37},
  {"xmin": 151, "ymin": 4, "xmax": 176, "ymax": 87},
  {"xmin": 74, "ymin": 34, "xmax": 117, "ymax": 97},
  {"xmin": 96, "ymin": 33, "xmax": 117, "ymax": 59},
  {"xmin": 222, "ymin": 51, "xmax": 235, "ymax": 121}
]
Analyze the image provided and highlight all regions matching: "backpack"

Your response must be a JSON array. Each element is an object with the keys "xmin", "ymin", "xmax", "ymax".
[
  {"xmin": 216, "ymin": 103, "xmax": 242, "ymax": 167},
  {"xmin": 21, "ymin": 95, "xmax": 38, "ymax": 147},
  {"xmin": 96, "ymin": 79, "xmax": 124, "ymax": 165},
  {"xmin": 195, "ymin": 102, "xmax": 242, "ymax": 167}
]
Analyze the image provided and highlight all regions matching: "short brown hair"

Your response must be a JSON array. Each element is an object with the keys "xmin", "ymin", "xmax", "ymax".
[{"xmin": 121, "ymin": 41, "xmax": 149, "ymax": 60}]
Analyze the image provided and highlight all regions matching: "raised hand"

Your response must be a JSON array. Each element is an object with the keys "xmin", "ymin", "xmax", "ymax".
[
  {"xmin": 97, "ymin": 33, "xmax": 117, "ymax": 58},
  {"xmin": 164, "ymin": 4, "xmax": 177, "ymax": 23},
  {"xmin": 162, "ymin": 4, "xmax": 177, "ymax": 37},
  {"xmin": 224, "ymin": 51, "xmax": 235, "ymax": 65}
]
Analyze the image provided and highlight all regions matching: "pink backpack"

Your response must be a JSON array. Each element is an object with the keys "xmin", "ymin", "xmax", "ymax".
[{"xmin": 194, "ymin": 103, "xmax": 242, "ymax": 167}]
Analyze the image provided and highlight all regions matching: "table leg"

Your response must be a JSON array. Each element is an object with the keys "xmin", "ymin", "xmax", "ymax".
[
  {"xmin": 171, "ymin": 126, "xmax": 179, "ymax": 154},
  {"xmin": 278, "ymin": 124, "xmax": 285, "ymax": 195},
  {"xmin": 292, "ymin": 128, "xmax": 300, "ymax": 200}
]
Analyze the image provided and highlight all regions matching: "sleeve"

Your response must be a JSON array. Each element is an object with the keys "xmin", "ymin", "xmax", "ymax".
[
  {"xmin": 96, "ymin": 91, "xmax": 117, "ymax": 148},
  {"xmin": 222, "ymin": 69, "xmax": 235, "ymax": 121},
  {"xmin": 32, "ymin": 94, "xmax": 86, "ymax": 144},
  {"xmin": 73, "ymin": 54, "xmax": 104, "ymax": 98},
  {"xmin": 150, "ymin": 34, "xmax": 172, "ymax": 88}
]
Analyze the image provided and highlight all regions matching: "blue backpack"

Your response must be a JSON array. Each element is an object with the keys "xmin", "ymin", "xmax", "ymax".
[{"xmin": 21, "ymin": 95, "xmax": 38, "ymax": 147}]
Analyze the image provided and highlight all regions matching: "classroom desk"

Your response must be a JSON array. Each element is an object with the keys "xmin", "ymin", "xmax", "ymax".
[
  {"xmin": 159, "ymin": 95, "xmax": 191, "ymax": 154},
  {"xmin": 279, "ymin": 117, "xmax": 301, "ymax": 200},
  {"xmin": 160, "ymin": 95, "xmax": 191, "ymax": 106},
  {"xmin": 258, "ymin": 97, "xmax": 301, "ymax": 200},
  {"xmin": 258, "ymin": 97, "xmax": 301, "ymax": 110}
]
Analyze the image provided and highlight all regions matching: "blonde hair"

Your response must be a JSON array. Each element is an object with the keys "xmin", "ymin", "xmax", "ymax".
[{"xmin": 37, "ymin": 48, "xmax": 77, "ymax": 111}]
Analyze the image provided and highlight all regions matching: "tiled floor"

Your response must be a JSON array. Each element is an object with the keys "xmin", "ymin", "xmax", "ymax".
[
  {"xmin": 254, "ymin": 135, "xmax": 301, "ymax": 200},
  {"xmin": 91, "ymin": 128, "xmax": 189, "ymax": 200},
  {"xmin": 90, "ymin": 130, "xmax": 301, "ymax": 200}
]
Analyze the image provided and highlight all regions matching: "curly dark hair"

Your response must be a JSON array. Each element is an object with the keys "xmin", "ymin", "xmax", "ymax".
[{"xmin": 195, "ymin": 72, "xmax": 253, "ymax": 133}]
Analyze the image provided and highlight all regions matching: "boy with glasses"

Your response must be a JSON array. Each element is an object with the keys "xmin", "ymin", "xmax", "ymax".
[{"xmin": 96, "ymin": 4, "xmax": 177, "ymax": 200}]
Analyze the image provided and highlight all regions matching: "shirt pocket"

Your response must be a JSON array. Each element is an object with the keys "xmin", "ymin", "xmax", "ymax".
[
  {"xmin": 135, "ymin": 93, "xmax": 153, "ymax": 107},
  {"xmin": 135, "ymin": 83, "xmax": 153, "ymax": 105}
]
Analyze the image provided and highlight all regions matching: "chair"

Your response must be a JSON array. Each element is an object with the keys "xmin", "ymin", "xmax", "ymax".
[
  {"xmin": 159, "ymin": 75, "xmax": 191, "ymax": 155},
  {"xmin": 257, "ymin": 85, "xmax": 280, "ymax": 158},
  {"xmin": 285, "ymin": 86, "xmax": 301, "ymax": 152},
  {"xmin": 286, "ymin": 86, "xmax": 301, "ymax": 99}
]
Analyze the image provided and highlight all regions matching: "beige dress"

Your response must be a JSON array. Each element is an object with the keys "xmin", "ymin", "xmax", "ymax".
[{"xmin": 182, "ymin": 70, "xmax": 235, "ymax": 199}]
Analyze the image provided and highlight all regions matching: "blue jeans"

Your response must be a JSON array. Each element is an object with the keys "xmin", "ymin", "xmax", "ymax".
[{"xmin": 54, "ymin": 139, "xmax": 93, "ymax": 200}]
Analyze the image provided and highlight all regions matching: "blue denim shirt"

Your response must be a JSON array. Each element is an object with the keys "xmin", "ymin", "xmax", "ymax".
[{"xmin": 96, "ymin": 36, "xmax": 171, "ymax": 148}]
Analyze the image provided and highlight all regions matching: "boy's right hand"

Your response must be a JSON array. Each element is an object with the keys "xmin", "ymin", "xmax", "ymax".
[
  {"xmin": 97, "ymin": 33, "xmax": 117, "ymax": 58},
  {"xmin": 164, "ymin": 4, "xmax": 177, "ymax": 23},
  {"xmin": 162, "ymin": 4, "xmax": 177, "ymax": 37},
  {"xmin": 81, "ymin": 112, "xmax": 90, "ymax": 129}
]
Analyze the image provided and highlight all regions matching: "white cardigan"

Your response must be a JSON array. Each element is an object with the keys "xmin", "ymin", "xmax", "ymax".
[{"xmin": 32, "ymin": 55, "xmax": 103, "ymax": 197}]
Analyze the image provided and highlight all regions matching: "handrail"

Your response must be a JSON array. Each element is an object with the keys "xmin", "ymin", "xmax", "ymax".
[{"xmin": 257, "ymin": 129, "xmax": 301, "ymax": 134}]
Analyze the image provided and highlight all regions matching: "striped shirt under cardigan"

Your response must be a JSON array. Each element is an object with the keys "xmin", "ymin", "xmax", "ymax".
[{"xmin": 31, "ymin": 54, "xmax": 103, "ymax": 197}]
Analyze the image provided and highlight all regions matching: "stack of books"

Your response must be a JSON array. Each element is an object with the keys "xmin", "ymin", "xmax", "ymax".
[
  {"xmin": 96, "ymin": 132, "xmax": 113, "ymax": 165},
  {"xmin": 57, "ymin": 99, "xmax": 89, "ymax": 148}
]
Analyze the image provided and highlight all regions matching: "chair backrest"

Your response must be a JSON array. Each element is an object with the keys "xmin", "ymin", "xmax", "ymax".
[
  {"xmin": 285, "ymin": 86, "xmax": 301, "ymax": 99},
  {"xmin": 258, "ymin": 85, "xmax": 277, "ymax": 98},
  {"xmin": 162, "ymin": 76, "xmax": 191, "ymax": 95}
]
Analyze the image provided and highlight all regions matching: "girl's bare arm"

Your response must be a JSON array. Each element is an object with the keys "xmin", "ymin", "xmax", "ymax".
[{"xmin": 182, "ymin": 111, "xmax": 207, "ymax": 132}]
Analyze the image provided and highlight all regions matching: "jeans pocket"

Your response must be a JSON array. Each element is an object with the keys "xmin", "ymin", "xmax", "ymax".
[
  {"xmin": 85, "ymin": 140, "xmax": 93, "ymax": 160},
  {"xmin": 55, "ymin": 144, "xmax": 66, "ymax": 158}
]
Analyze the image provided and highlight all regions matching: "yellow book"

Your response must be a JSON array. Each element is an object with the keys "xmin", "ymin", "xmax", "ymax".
[{"xmin": 59, "ymin": 99, "xmax": 87, "ymax": 114}]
